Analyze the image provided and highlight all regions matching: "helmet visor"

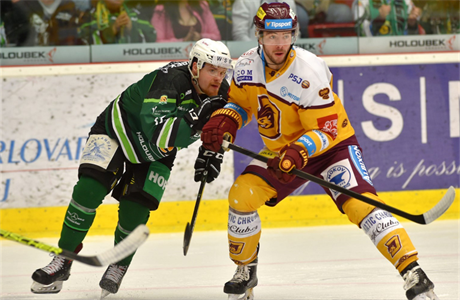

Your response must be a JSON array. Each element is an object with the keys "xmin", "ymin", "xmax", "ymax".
[{"xmin": 257, "ymin": 30, "xmax": 297, "ymax": 45}]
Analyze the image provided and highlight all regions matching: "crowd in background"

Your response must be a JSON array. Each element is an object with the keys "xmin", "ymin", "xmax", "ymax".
[{"xmin": 0, "ymin": 0, "xmax": 459, "ymax": 47}]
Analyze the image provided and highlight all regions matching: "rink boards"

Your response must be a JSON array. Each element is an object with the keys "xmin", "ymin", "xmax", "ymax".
[{"xmin": 0, "ymin": 53, "xmax": 459, "ymax": 237}]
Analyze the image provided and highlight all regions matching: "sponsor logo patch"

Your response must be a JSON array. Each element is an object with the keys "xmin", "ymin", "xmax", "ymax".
[
  {"xmin": 280, "ymin": 86, "xmax": 300, "ymax": 101},
  {"xmin": 301, "ymin": 80, "xmax": 310, "ymax": 89},
  {"xmin": 319, "ymin": 88, "xmax": 330, "ymax": 100},
  {"xmin": 349, "ymin": 145, "xmax": 373, "ymax": 185},
  {"xmin": 265, "ymin": 19, "xmax": 292, "ymax": 30},
  {"xmin": 321, "ymin": 159, "xmax": 357, "ymax": 200},
  {"xmin": 317, "ymin": 115, "xmax": 338, "ymax": 140}
]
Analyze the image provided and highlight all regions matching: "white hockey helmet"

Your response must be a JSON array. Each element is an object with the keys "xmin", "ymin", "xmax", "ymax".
[
  {"xmin": 188, "ymin": 38, "xmax": 233, "ymax": 72},
  {"xmin": 188, "ymin": 39, "xmax": 233, "ymax": 94}
]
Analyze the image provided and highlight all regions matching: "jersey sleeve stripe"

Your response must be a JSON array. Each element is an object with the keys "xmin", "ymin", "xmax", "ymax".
[
  {"xmin": 157, "ymin": 117, "xmax": 176, "ymax": 148},
  {"xmin": 312, "ymin": 129, "xmax": 330, "ymax": 152},
  {"xmin": 224, "ymin": 102, "xmax": 248, "ymax": 127},
  {"xmin": 111, "ymin": 95, "xmax": 141, "ymax": 164}
]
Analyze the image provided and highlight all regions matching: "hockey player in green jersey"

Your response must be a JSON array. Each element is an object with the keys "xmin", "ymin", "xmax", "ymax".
[{"xmin": 30, "ymin": 38, "xmax": 233, "ymax": 298}]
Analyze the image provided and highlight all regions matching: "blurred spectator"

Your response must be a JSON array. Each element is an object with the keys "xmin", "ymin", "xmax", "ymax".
[
  {"xmin": 232, "ymin": 0, "xmax": 298, "ymax": 41},
  {"xmin": 208, "ymin": 0, "xmax": 233, "ymax": 40},
  {"xmin": 301, "ymin": 0, "xmax": 353, "ymax": 24},
  {"xmin": 1, "ymin": 21, "xmax": 6, "ymax": 46},
  {"xmin": 151, "ymin": 0, "xmax": 220, "ymax": 43},
  {"xmin": 415, "ymin": 0, "xmax": 460, "ymax": 34},
  {"xmin": 124, "ymin": 0, "xmax": 156, "ymax": 21},
  {"xmin": 1, "ymin": 0, "xmax": 25, "ymax": 46},
  {"xmin": 79, "ymin": 0, "xmax": 157, "ymax": 44},
  {"xmin": 353, "ymin": 0, "xmax": 423, "ymax": 36},
  {"xmin": 72, "ymin": 0, "xmax": 91, "ymax": 12},
  {"xmin": 295, "ymin": 2, "xmax": 310, "ymax": 38},
  {"xmin": 2, "ymin": 0, "xmax": 84, "ymax": 46}
]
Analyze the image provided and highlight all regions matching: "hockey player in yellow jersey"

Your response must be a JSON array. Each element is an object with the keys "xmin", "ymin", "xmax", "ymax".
[{"xmin": 200, "ymin": 2, "xmax": 439, "ymax": 300}]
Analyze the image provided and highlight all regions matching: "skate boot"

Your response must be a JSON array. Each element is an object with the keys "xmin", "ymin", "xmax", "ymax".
[
  {"xmin": 402, "ymin": 262, "xmax": 439, "ymax": 300},
  {"xmin": 30, "ymin": 243, "xmax": 83, "ymax": 294},
  {"xmin": 99, "ymin": 263, "xmax": 129, "ymax": 299},
  {"xmin": 224, "ymin": 259, "xmax": 258, "ymax": 300}
]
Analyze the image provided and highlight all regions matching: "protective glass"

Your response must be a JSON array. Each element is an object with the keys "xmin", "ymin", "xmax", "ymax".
[{"xmin": 202, "ymin": 65, "xmax": 228, "ymax": 80}]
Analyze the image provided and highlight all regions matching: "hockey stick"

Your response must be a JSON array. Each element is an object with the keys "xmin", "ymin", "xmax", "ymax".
[
  {"xmin": 0, "ymin": 224, "xmax": 150, "ymax": 266},
  {"xmin": 222, "ymin": 140, "xmax": 456, "ymax": 225},
  {"xmin": 183, "ymin": 162, "xmax": 209, "ymax": 256}
]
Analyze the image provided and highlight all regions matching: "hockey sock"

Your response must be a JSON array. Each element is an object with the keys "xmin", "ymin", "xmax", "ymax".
[
  {"xmin": 344, "ymin": 195, "xmax": 419, "ymax": 273},
  {"xmin": 58, "ymin": 175, "xmax": 108, "ymax": 251},
  {"xmin": 228, "ymin": 207, "xmax": 261, "ymax": 264},
  {"xmin": 115, "ymin": 199, "xmax": 150, "ymax": 266},
  {"xmin": 226, "ymin": 174, "xmax": 274, "ymax": 264}
]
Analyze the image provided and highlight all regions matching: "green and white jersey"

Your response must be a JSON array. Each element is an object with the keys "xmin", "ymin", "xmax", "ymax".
[{"xmin": 106, "ymin": 62, "xmax": 229, "ymax": 164}]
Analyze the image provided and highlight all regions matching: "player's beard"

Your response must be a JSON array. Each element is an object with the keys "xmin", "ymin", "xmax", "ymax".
[{"xmin": 264, "ymin": 47, "xmax": 289, "ymax": 69}]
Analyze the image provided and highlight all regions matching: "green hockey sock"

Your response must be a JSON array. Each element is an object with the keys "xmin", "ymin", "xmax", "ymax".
[
  {"xmin": 58, "ymin": 175, "xmax": 108, "ymax": 250},
  {"xmin": 115, "ymin": 199, "xmax": 150, "ymax": 266}
]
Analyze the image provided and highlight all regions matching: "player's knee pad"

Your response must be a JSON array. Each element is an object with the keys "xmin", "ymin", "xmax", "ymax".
[
  {"xmin": 228, "ymin": 207, "xmax": 261, "ymax": 264},
  {"xmin": 360, "ymin": 208, "xmax": 418, "ymax": 272},
  {"xmin": 72, "ymin": 175, "xmax": 108, "ymax": 209},
  {"xmin": 342, "ymin": 192, "xmax": 385, "ymax": 226},
  {"xmin": 78, "ymin": 134, "xmax": 124, "ymax": 192},
  {"xmin": 117, "ymin": 199, "xmax": 150, "ymax": 233},
  {"xmin": 228, "ymin": 173, "xmax": 276, "ymax": 212}
]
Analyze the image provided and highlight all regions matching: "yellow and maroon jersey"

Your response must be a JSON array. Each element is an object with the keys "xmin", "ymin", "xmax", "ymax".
[{"xmin": 226, "ymin": 46, "xmax": 355, "ymax": 158}]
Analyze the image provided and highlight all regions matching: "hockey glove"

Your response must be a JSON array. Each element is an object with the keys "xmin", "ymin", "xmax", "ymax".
[
  {"xmin": 267, "ymin": 143, "xmax": 309, "ymax": 184},
  {"xmin": 201, "ymin": 108, "xmax": 240, "ymax": 152},
  {"xmin": 194, "ymin": 146, "xmax": 224, "ymax": 183},
  {"xmin": 184, "ymin": 95, "xmax": 227, "ymax": 132}
]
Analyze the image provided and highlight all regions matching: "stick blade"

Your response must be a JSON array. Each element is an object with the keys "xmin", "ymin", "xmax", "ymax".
[
  {"xmin": 183, "ymin": 222, "xmax": 192, "ymax": 256},
  {"xmin": 422, "ymin": 186, "xmax": 457, "ymax": 224},
  {"xmin": 96, "ymin": 224, "xmax": 150, "ymax": 266}
]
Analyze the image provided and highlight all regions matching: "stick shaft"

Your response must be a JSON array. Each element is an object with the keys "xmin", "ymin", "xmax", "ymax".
[{"xmin": 224, "ymin": 141, "xmax": 432, "ymax": 224}]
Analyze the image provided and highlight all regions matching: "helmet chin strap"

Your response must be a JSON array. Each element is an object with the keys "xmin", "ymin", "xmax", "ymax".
[{"xmin": 190, "ymin": 67, "xmax": 205, "ymax": 95}]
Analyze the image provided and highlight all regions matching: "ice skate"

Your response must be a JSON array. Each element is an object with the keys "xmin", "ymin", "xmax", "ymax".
[
  {"xmin": 224, "ymin": 259, "xmax": 258, "ymax": 300},
  {"xmin": 30, "ymin": 243, "xmax": 82, "ymax": 294},
  {"xmin": 402, "ymin": 262, "xmax": 439, "ymax": 300},
  {"xmin": 99, "ymin": 263, "xmax": 129, "ymax": 299}
]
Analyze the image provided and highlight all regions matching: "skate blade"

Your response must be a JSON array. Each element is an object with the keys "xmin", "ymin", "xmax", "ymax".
[
  {"xmin": 228, "ymin": 288, "xmax": 254, "ymax": 300},
  {"xmin": 413, "ymin": 289, "xmax": 439, "ymax": 300},
  {"xmin": 30, "ymin": 280, "xmax": 63, "ymax": 294},
  {"xmin": 100, "ymin": 289, "xmax": 111, "ymax": 299}
]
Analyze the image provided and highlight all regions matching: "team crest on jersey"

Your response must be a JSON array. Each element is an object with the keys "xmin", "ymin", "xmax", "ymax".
[
  {"xmin": 319, "ymin": 88, "xmax": 330, "ymax": 100},
  {"xmin": 160, "ymin": 95, "xmax": 168, "ymax": 104},
  {"xmin": 384, "ymin": 235, "xmax": 402, "ymax": 258},
  {"xmin": 229, "ymin": 240, "xmax": 245, "ymax": 255},
  {"xmin": 257, "ymin": 95, "xmax": 280, "ymax": 139}
]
